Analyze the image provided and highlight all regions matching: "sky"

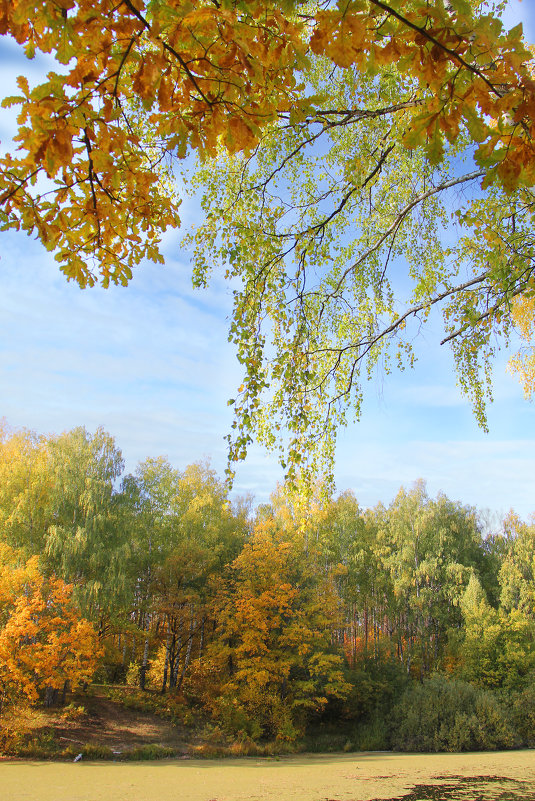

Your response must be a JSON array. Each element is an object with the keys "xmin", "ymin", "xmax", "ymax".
[{"xmin": 0, "ymin": 1, "xmax": 534, "ymax": 521}]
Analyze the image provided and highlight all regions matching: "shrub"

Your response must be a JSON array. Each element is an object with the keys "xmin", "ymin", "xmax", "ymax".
[
  {"xmin": 211, "ymin": 695, "xmax": 264, "ymax": 741},
  {"xmin": 341, "ymin": 657, "xmax": 408, "ymax": 722},
  {"xmin": 391, "ymin": 674, "xmax": 518, "ymax": 752},
  {"xmin": 79, "ymin": 744, "xmax": 115, "ymax": 760},
  {"xmin": 123, "ymin": 745, "xmax": 175, "ymax": 760},
  {"xmin": 125, "ymin": 661, "xmax": 140, "ymax": 688},
  {"xmin": 350, "ymin": 710, "xmax": 391, "ymax": 751},
  {"xmin": 302, "ymin": 727, "xmax": 346, "ymax": 753},
  {"xmin": 92, "ymin": 662, "xmax": 127, "ymax": 685},
  {"xmin": 11, "ymin": 728, "xmax": 59, "ymax": 759},
  {"xmin": 60, "ymin": 703, "xmax": 86, "ymax": 721},
  {"xmin": 510, "ymin": 680, "xmax": 535, "ymax": 747},
  {"xmin": 0, "ymin": 705, "xmax": 45, "ymax": 754}
]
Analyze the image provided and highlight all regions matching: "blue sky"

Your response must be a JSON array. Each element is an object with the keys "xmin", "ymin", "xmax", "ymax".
[{"xmin": 0, "ymin": 1, "xmax": 534, "ymax": 520}]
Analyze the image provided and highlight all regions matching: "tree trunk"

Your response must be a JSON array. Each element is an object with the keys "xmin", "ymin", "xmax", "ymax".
[
  {"xmin": 198, "ymin": 617, "xmax": 205, "ymax": 662},
  {"xmin": 169, "ymin": 634, "xmax": 182, "ymax": 689},
  {"xmin": 44, "ymin": 686, "xmax": 59, "ymax": 707},
  {"xmin": 161, "ymin": 625, "xmax": 171, "ymax": 694},
  {"xmin": 139, "ymin": 636, "xmax": 149, "ymax": 691},
  {"xmin": 177, "ymin": 612, "xmax": 195, "ymax": 690}
]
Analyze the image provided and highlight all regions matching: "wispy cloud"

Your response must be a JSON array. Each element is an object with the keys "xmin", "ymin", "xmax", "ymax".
[
  {"xmin": 0, "ymin": 6, "xmax": 533, "ymax": 517},
  {"xmin": 336, "ymin": 437, "xmax": 535, "ymax": 519}
]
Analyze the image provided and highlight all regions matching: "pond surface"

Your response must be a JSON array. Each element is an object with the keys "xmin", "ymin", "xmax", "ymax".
[
  {"xmin": 368, "ymin": 774, "xmax": 535, "ymax": 801},
  {"xmin": 1, "ymin": 749, "xmax": 534, "ymax": 801}
]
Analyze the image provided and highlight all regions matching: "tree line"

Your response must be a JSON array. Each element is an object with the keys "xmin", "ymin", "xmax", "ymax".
[{"xmin": 0, "ymin": 421, "xmax": 534, "ymax": 749}]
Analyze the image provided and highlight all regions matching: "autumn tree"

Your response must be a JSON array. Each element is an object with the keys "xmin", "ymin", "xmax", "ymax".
[
  {"xmin": 155, "ymin": 463, "xmax": 247, "ymax": 690},
  {"xmin": 0, "ymin": 0, "xmax": 305, "ymax": 286},
  {"xmin": 207, "ymin": 518, "xmax": 349, "ymax": 741},
  {"xmin": 0, "ymin": 2, "xmax": 534, "ymax": 483},
  {"xmin": 0, "ymin": 544, "xmax": 100, "ymax": 712},
  {"xmin": 0, "ymin": 424, "xmax": 52, "ymax": 555}
]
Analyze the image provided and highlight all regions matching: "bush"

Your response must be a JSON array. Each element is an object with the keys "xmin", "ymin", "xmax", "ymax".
[
  {"xmin": 510, "ymin": 680, "xmax": 535, "ymax": 747},
  {"xmin": 335, "ymin": 657, "xmax": 407, "ymax": 723},
  {"xmin": 391, "ymin": 674, "xmax": 518, "ymax": 752},
  {"xmin": 350, "ymin": 710, "xmax": 391, "ymax": 751},
  {"xmin": 60, "ymin": 703, "xmax": 86, "ymax": 721},
  {"xmin": 10, "ymin": 728, "xmax": 59, "ymax": 758},
  {"xmin": 80, "ymin": 744, "xmax": 115, "ymax": 760},
  {"xmin": 92, "ymin": 662, "xmax": 127, "ymax": 685},
  {"xmin": 211, "ymin": 688, "xmax": 303, "ymax": 744},
  {"xmin": 125, "ymin": 661, "xmax": 140, "ymax": 687},
  {"xmin": 211, "ymin": 696, "xmax": 264, "ymax": 741},
  {"xmin": 123, "ymin": 745, "xmax": 175, "ymax": 760},
  {"xmin": 303, "ymin": 729, "xmax": 348, "ymax": 753},
  {"xmin": 0, "ymin": 705, "xmax": 43, "ymax": 754}
]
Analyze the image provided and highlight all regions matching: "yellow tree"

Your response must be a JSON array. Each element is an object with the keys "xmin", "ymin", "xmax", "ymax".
[
  {"xmin": 0, "ymin": 545, "xmax": 101, "ymax": 711},
  {"xmin": 0, "ymin": 424, "xmax": 52, "ymax": 555},
  {"xmin": 209, "ymin": 519, "xmax": 349, "ymax": 742},
  {"xmin": 508, "ymin": 296, "xmax": 535, "ymax": 398}
]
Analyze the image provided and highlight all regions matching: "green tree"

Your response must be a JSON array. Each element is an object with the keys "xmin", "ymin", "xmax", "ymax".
[
  {"xmin": 314, "ymin": 493, "xmax": 390, "ymax": 666},
  {"xmin": 43, "ymin": 426, "xmax": 129, "ymax": 628},
  {"xmin": 379, "ymin": 481, "xmax": 483, "ymax": 675},
  {"xmin": 120, "ymin": 456, "xmax": 182, "ymax": 689},
  {"xmin": 187, "ymin": 5, "xmax": 535, "ymax": 484},
  {"xmin": 499, "ymin": 512, "xmax": 535, "ymax": 619},
  {"xmin": 457, "ymin": 572, "xmax": 535, "ymax": 692},
  {"xmin": 148, "ymin": 461, "xmax": 246, "ymax": 693}
]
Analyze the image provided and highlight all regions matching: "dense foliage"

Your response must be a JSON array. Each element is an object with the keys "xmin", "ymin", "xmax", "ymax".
[{"xmin": 0, "ymin": 421, "xmax": 534, "ymax": 750}]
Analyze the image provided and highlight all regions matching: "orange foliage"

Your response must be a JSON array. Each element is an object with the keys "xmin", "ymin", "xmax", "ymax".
[
  {"xmin": 0, "ymin": 545, "xmax": 101, "ymax": 708},
  {"xmin": 0, "ymin": 2, "xmax": 533, "ymax": 288},
  {"xmin": 310, "ymin": 2, "xmax": 535, "ymax": 188},
  {"xmin": 206, "ymin": 520, "xmax": 350, "ymax": 740},
  {"xmin": 0, "ymin": 0, "xmax": 304, "ymax": 287}
]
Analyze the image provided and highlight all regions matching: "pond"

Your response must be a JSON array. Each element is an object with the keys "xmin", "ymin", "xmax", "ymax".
[{"xmin": 1, "ymin": 749, "xmax": 534, "ymax": 801}]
